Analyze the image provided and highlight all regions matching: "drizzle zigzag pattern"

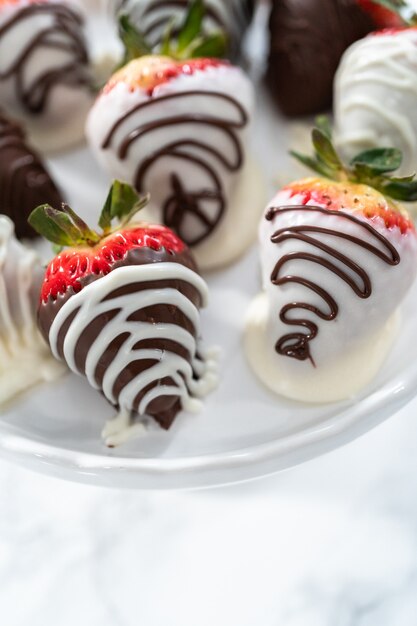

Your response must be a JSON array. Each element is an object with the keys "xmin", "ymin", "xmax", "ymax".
[
  {"xmin": 48, "ymin": 263, "xmax": 214, "ymax": 416},
  {"xmin": 0, "ymin": 4, "xmax": 89, "ymax": 114},
  {"xmin": 266, "ymin": 205, "xmax": 400, "ymax": 365},
  {"xmin": 102, "ymin": 90, "xmax": 248, "ymax": 246}
]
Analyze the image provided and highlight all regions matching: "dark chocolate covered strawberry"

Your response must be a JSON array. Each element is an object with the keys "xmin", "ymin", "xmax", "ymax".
[
  {"xmin": 0, "ymin": 110, "xmax": 63, "ymax": 239},
  {"xmin": 266, "ymin": 0, "xmax": 375, "ymax": 116},
  {"xmin": 30, "ymin": 181, "xmax": 217, "ymax": 446}
]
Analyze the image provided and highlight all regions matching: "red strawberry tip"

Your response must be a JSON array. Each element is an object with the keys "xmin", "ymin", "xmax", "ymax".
[{"xmin": 40, "ymin": 224, "xmax": 186, "ymax": 302}]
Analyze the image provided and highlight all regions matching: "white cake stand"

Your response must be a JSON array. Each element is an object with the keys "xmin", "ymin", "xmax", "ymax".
[{"xmin": 1, "ymin": 6, "xmax": 416, "ymax": 490}]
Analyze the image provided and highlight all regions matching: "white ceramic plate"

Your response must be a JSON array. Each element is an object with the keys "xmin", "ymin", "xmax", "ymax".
[
  {"xmin": 1, "ymin": 110, "xmax": 417, "ymax": 490},
  {"xmin": 1, "ymin": 9, "xmax": 417, "ymax": 490}
]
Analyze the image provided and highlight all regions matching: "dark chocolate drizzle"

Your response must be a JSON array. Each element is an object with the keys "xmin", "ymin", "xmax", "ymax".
[
  {"xmin": 0, "ymin": 110, "xmax": 63, "ymax": 239},
  {"xmin": 265, "ymin": 205, "xmax": 400, "ymax": 365},
  {"xmin": 0, "ymin": 3, "xmax": 91, "ymax": 114},
  {"xmin": 39, "ymin": 245, "xmax": 202, "ymax": 430},
  {"xmin": 102, "ymin": 90, "xmax": 248, "ymax": 247}
]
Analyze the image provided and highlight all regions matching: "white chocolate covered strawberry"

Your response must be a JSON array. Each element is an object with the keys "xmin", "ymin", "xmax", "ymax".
[
  {"xmin": 0, "ymin": 216, "xmax": 64, "ymax": 405},
  {"xmin": 334, "ymin": 2, "xmax": 417, "ymax": 175},
  {"xmin": 86, "ymin": 4, "xmax": 263, "ymax": 270},
  {"xmin": 245, "ymin": 122, "xmax": 417, "ymax": 402},
  {"xmin": 0, "ymin": 0, "xmax": 94, "ymax": 152}
]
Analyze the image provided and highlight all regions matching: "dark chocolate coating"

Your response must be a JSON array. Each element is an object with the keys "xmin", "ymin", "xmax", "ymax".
[
  {"xmin": 39, "ymin": 245, "xmax": 202, "ymax": 430},
  {"xmin": 266, "ymin": 0, "xmax": 374, "ymax": 117},
  {"xmin": 0, "ymin": 111, "xmax": 63, "ymax": 239}
]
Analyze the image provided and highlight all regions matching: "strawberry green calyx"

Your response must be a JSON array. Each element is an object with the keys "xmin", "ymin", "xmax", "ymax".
[
  {"xmin": 291, "ymin": 117, "xmax": 417, "ymax": 202},
  {"xmin": 365, "ymin": 0, "xmax": 417, "ymax": 26},
  {"xmin": 28, "ymin": 180, "xmax": 149, "ymax": 249},
  {"xmin": 99, "ymin": 181, "xmax": 149, "ymax": 232},
  {"xmin": 118, "ymin": 0, "xmax": 228, "ymax": 63},
  {"xmin": 118, "ymin": 15, "xmax": 152, "ymax": 65}
]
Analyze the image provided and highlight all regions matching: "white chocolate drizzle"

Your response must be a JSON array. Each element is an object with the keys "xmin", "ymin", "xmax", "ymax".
[{"xmin": 47, "ymin": 262, "xmax": 218, "ymax": 445}]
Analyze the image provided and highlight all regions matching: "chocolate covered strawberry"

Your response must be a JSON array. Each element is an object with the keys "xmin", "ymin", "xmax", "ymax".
[
  {"xmin": 0, "ymin": 216, "xmax": 64, "ymax": 406},
  {"xmin": 29, "ymin": 181, "xmax": 217, "ymax": 446},
  {"xmin": 266, "ymin": 0, "xmax": 375, "ymax": 117},
  {"xmin": 0, "ymin": 110, "xmax": 63, "ymax": 239},
  {"xmin": 0, "ymin": 0, "xmax": 94, "ymax": 152},
  {"xmin": 86, "ymin": 0, "xmax": 264, "ymax": 271},
  {"xmin": 335, "ymin": 1, "xmax": 417, "ymax": 176},
  {"xmin": 245, "ymin": 120, "xmax": 417, "ymax": 403}
]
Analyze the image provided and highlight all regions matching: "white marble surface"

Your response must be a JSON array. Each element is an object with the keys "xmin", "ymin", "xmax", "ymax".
[{"xmin": 1, "ymin": 396, "xmax": 417, "ymax": 625}]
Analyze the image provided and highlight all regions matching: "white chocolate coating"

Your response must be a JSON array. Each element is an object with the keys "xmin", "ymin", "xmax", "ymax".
[
  {"xmin": 245, "ymin": 292, "xmax": 400, "ymax": 403},
  {"xmin": 0, "ymin": 0, "xmax": 94, "ymax": 153},
  {"xmin": 0, "ymin": 217, "xmax": 64, "ymax": 405},
  {"xmin": 47, "ymin": 262, "xmax": 218, "ymax": 444},
  {"xmin": 334, "ymin": 29, "xmax": 417, "ymax": 176},
  {"xmin": 86, "ymin": 64, "xmax": 263, "ymax": 269},
  {"xmin": 163, "ymin": 153, "xmax": 265, "ymax": 272},
  {"xmin": 245, "ymin": 185, "xmax": 417, "ymax": 403}
]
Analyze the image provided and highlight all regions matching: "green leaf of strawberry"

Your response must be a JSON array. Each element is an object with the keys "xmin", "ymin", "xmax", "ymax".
[
  {"xmin": 381, "ymin": 179, "xmax": 417, "ymax": 201},
  {"xmin": 290, "ymin": 150, "xmax": 335, "ymax": 179},
  {"xmin": 351, "ymin": 147, "xmax": 403, "ymax": 173},
  {"xmin": 29, "ymin": 181, "xmax": 149, "ymax": 248},
  {"xmin": 312, "ymin": 128, "xmax": 343, "ymax": 171},
  {"xmin": 117, "ymin": 0, "xmax": 227, "ymax": 62},
  {"xmin": 29, "ymin": 205, "xmax": 84, "ymax": 247},
  {"xmin": 291, "ymin": 117, "xmax": 417, "ymax": 202},
  {"xmin": 186, "ymin": 32, "xmax": 228, "ymax": 59},
  {"xmin": 99, "ymin": 180, "xmax": 146, "ymax": 231},
  {"xmin": 315, "ymin": 115, "xmax": 333, "ymax": 140},
  {"xmin": 177, "ymin": 0, "xmax": 205, "ymax": 52},
  {"xmin": 119, "ymin": 14, "xmax": 152, "ymax": 65},
  {"xmin": 160, "ymin": 17, "xmax": 177, "ymax": 57}
]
